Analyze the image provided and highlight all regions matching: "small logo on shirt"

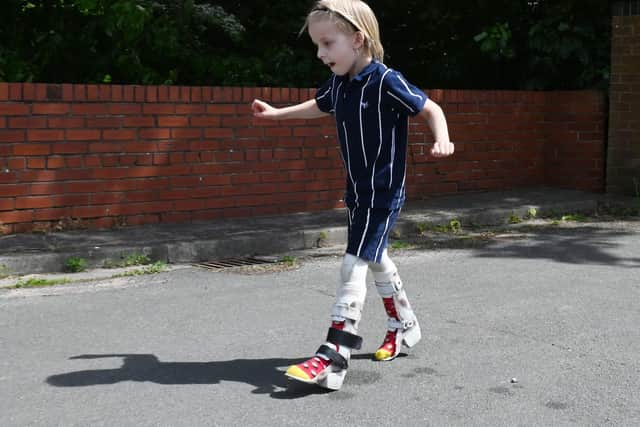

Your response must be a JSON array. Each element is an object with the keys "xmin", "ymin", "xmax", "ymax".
[{"xmin": 360, "ymin": 101, "xmax": 369, "ymax": 110}]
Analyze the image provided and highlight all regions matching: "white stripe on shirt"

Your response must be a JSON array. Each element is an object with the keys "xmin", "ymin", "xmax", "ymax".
[
  {"xmin": 342, "ymin": 121, "xmax": 358, "ymax": 206},
  {"xmin": 386, "ymin": 91, "xmax": 416, "ymax": 114},
  {"xmin": 359, "ymin": 75, "xmax": 372, "ymax": 169},
  {"xmin": 396, "ymin": 75, "xmax": 424, "ymax": 100}
]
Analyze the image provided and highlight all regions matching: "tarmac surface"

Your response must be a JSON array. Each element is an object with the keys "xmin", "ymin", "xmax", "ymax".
[
  {"xmin": 1, "ymin": 187, "xmax": 637, "ymax": 276},
  {"xmin": 1, "ymin": 198, "xmax": 639, "ymax": 426}
]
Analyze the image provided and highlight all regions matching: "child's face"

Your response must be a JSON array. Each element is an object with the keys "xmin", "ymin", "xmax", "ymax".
[{"xmin": 308, "ymin": 17, "xmax": 365, "ymax": 79}]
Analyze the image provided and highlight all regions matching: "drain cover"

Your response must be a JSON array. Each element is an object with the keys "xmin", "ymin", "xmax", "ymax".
[{"xmin": 193, "ymin": 257, "xmax": 277, "ymax": 270}]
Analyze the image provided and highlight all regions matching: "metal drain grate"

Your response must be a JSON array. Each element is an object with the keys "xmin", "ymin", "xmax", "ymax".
[{"xmin": 193, "ymin": 257, "xmax": 277, "ymax": 270}]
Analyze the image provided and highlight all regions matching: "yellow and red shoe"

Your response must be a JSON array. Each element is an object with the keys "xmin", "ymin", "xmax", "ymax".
[
  {"xmin": 286, "ymin": 323, "xmax": 362, "ymax": 390},
  {"xmin": 285, "ymin": 355, "xmax": 332, "ymax": 384},
  {"xmin": 285, "ymin": 346, "xmax": 349, "ymax": 390},
  {"xmin": 374, "ymin": 329, "xmax": 400, "ymax": 361}
]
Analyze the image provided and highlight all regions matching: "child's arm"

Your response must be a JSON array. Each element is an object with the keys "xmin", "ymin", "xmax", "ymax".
[
  {"xmin": 251, "ymin": 99, "xmax": 329, "ymax": 121},
  {"xmin": 418, "ymin": 98, "xmax": 455, "ymax": 158}
]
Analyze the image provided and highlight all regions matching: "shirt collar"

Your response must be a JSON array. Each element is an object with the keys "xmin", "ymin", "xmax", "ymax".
[{"xmin": 339, "ymin": 59, "xmax": 380, "ymax": 84}]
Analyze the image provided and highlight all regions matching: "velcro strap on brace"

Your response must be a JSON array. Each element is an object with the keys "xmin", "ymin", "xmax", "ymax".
[
  {"xmin": 375, "ymin": 279, "xmax": 402, "ymax": 298},
  {"xmin": 331, "ymin": 302, "xmax": 362, "ymax": 322},
  {"xmin": 316, "ymin": 345, "xmax": 348, "ymax": 370},
  {"xmin": 326, "ymin": 327, "xmax": 363, "ymax": 350},
  {"xmin": 388, "ymin": 318, "xmax": 417, "ymax": 330}
]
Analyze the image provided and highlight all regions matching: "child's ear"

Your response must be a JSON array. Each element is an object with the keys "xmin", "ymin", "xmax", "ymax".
[{"xmin": 353, "ymin": 31, "xmax": 366, "ymax": 49}]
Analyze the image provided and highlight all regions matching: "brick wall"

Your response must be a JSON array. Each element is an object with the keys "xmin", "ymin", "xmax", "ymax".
[
  {"xmin": 0, "ymin": 83, "xmax": 605, "ymax": 234},
  {"xmin": 607, "ymin": 8, "xmax": 640, "ymax": 195}
]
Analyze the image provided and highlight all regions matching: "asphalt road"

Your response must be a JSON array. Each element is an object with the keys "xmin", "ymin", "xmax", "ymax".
[{"xmin": 2, "ymin": 220, "xmax": 640, "ymax": 426}]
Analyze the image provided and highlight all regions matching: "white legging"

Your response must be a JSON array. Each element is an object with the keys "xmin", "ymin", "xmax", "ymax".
[{"xmin": 335, "ymin": 250, "xmax": 398, "ymax": 330}]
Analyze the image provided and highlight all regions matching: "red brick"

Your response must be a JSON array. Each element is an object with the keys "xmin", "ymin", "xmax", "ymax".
[
  {"xmin": 0, "ymin": 199, "xmax": 15, "ymax": 211},
  {"xmin": 143, "ymin": 104, "xmax": 176, "ymax": 115},
  {"xmin": 204, "ymin": 128, "xmax": 234, "ymax": 138},
  {"xmin": 0, "ymin": 130, "xmax": 25, "ymax": 142},
  {"xmin": 176, "ymin": 104, "xmax": 205, "ymax": 114},
  {"xmin": 206, "ymin": 104, "xmax": 236, "ymax": 115},
  {"xmin": 0, "ymin": 210, "xmax": 34, "ymax": 223},
  {"xmin": 190, "ymin": 116, "xmax": 221, "ymax": 127},
  {"xmin": 26, "ymin": 158, "xmax": 45, "ymax": 169},
  {"xmin": 103, "ymin": 129, "xmax": 136, "ymax": 140},
  {"xmin": 32, "ymin": 103, "xmax": 70, "ymax": 115},
  {"xmin": 158, "ymin": 116, "xmax": 189, "ymax": 127},
  {"xmin": 88, "ymin": 142, "xmax": 124, "ymax": 153},
  {"xmin": 48, "ymin": 117, "xmax": 85, "ymax": 129},
  {"xmin": 109, "ymin": 103, "xmax": 141, "ymax": 114},
  {"xmin": 72, "ymin": 104, "xmax": 109, "ymax": 115},
  {"xmin": 15, "ymin": 196, "xmax": 60, "ymax": 209},
  {"xmin": 66, "ymin": 129, "xmax": 100, "ymax": 141},
  {"xmin": 29, "ymin": 180, "xmax": 66, "ymax": 195},
  {"xmin": 171, "ymin": 128, "xmax": 202, "ymax": 139},
  {"xmin": 13, "ymin": 144, "xmax": 51, "ymax": 156},
  {"xmin": 123, "ymin": 116, "xmax": 155, "ymax": 127},
  {"xmin": 52, "ymin": 142, "xmax": 88, "ymax": 154},
  {"xmin": 0, "ymin": 103, "xmax": 29, "ymax": 115},
  {"xmin": 139, "ymin": 129, "xmax": 170, "ymax": 139}
]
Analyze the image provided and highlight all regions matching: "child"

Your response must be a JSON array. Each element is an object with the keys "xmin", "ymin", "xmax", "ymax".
[{"xmin": 251, "ymin": 0, "xmax": 454, "ymax": 390}]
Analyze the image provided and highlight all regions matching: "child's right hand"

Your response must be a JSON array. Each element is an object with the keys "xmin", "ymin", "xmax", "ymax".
[{"xmin": 251, "ymin": 99, "xmax": 279, "ymax": 119}]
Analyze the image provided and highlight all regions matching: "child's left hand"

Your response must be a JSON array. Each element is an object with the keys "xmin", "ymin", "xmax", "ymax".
[{"xmin": 430, "ymin": 141, "xmax": 455, "ymax": 157}]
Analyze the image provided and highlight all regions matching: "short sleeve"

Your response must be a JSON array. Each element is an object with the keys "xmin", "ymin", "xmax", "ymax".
[
  {"xmin": 315, "ymin": 76, "xmax": 336, "ymax": 114},
  {"xmin": 382, "ymin": 70, "xmax": 428, "ymax": 116}
]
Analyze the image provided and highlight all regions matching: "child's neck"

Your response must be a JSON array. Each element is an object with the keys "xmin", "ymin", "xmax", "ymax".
[{"xmin": 349, "ymin": 56, "xmax": 374, "ymax": 80}]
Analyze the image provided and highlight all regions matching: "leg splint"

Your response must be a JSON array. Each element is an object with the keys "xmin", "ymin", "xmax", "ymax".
[
  {"xmin": 372, "ymin": 267, "xmax": 421, "ymax": 361},
  {"xmin": 285, "ymin": 254, "xmax": 367, "ymax": 390}
]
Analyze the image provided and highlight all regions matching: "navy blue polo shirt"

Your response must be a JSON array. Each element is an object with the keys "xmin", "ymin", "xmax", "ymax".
[{"xmin": 315, "ymin": 60, "xmax": 428, "ymax": 210}]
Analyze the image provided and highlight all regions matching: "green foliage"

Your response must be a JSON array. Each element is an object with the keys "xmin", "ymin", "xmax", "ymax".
[
  {"xmin": 64, "ymin": 256, "xmax": 87, "ymax": 273},
  {"xmin": 509, "ymin": 213, "xmax": 522, "ymax": 224},
  {"xmin": 417, "ymin": 219, "xmax": 462, "ymax": 233},
  {"xmin": 390, "ymin": 240, "xmax": 413, "ymax": 249},
  {"xmin": 474, "ymin": 22, "xmax": 515, "ymax": 60},
  {"xmin": 561, "ymin": 214, "xmax": 588, "ymax": 222},
  {"xmin": 0, "ymin": 0, "xmax": 611, "ymax": 89},
  {"xmin": 103, "ymin": 252, "xmax": 152, "ymax": 268},
  {"xmin": 279, "ymin": 256, "xmax": 297, "ymax": 267},
  {"xmin": 14, "ymin": 277, "xmax": 71, "ymax": 288},
  {"xmin": 114, "ymin": 261, "xmax": 167, "ymax": 276}
]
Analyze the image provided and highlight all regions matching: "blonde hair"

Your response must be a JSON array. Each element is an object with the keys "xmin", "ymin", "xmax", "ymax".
[{"xmin": 302, "ymin": 0, "xmax": 384, "ymax": 62}]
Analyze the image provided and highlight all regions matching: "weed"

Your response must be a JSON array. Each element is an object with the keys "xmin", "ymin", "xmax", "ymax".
[
  {"xmin": 64, "ymin": 257, "xmax": 87, "ymax": 273},
  {"xmin": 449, "ymin": 219, "xmax": 462, "ymax": 233},
  {"xmin": 123, "ymin": 253, "xmax": 151, "ymax": 266},
  {"xmin": 561, "ymin": 213, "xmax": 588, "ymax": 222},
  {"xmin": 526, "ymin": 207, "xmax": 538, "ymax": 219},
  {"xmin": 114, "ymin": 261, "xmax": 167, "ymax": 277},
  {"xmin": 391, "ymin": 240, "xmax": 413, "ymax": 249},
  {"xmin": 280, "ymin": 256, "xmax": 297, "ymax": 266},
  {"xmin": 13, "ymin": 277, "xmax": 71, "ymax": 289},
  {"xmin": 417, "ymin": 219, "xmax": 462, "ymax": 234},
  {"xmin": 509, "ymin": 213, "xmax": 522, "ymax": 224},
  {"xmin": 104, "ymin": 253, "xmax": 151, "ymax": 268}
]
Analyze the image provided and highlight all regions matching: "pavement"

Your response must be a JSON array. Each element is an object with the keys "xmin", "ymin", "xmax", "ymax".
[{"xmin": 1, "ymin": 187, "xmax": 638, "ymax": 276}]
